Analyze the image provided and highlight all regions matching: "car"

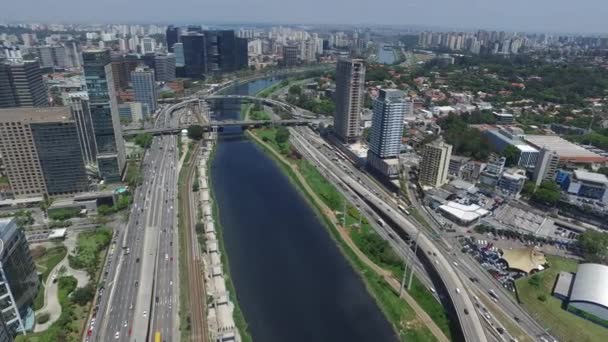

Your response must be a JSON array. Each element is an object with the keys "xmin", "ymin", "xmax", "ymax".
[
  {"xmin": 135, "ymin": 281, "xmax": 139, "ymax": 287},
  {"xmin": 464, "ymin": 308, "xmax": 469, "ymax": 315},
  {"xmin": 143, "ymin": 311, "xmax": 147, "ymax": 317},
  {"xmin": 115, "ymin": 332, "xmax": 120, "ymax": 339},
  {"xmin": 455, "ymin": 288, "xmax": 461, "ymax": 294},
  {"xmin": 156, "ymin": 296, "xmax": 159, "ymax": 303},
  {"xmin": 136, "ymin": 258, "xmax": 140, "ymax": 263}
]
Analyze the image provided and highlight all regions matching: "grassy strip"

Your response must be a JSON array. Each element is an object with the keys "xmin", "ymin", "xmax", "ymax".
[
  {"xmin": 177, "ymin": 143, "xmax": 193, "ymax": 341},
  {"xmin": 515, "ymin": 255, "xmax": 606, "ymax": 342},
  {"xmin": 33, "ymin": 246, "xmax": 68, "ymax": 311},
  {"xmin": 206, "ymin": 145, "xmax": 253, "ymax": 342},
  {"xmin": 247, "ymin": 129, "xmax": 439, "ymax": 342}
]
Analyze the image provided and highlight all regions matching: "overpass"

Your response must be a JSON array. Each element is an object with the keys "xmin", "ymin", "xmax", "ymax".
[
  {"xmin": 124, "ymin": 94, "xmax": 329, "ymax": 136},
  {"xmin": 123, "ymin": 118, "xmax": 329, "ymax": 136}
]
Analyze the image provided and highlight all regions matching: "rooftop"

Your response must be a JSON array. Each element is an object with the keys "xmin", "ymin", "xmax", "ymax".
[
  {"xmin": 525, "ymin": 135, "xmax": 607, "ymax": 163},
  {"xmin": 438, "ymin": 201, "xmax": 489, "ymax": 223},
  {"xmin": 573, "ymin": 169, "xmax": 608, "ymax": 184},
  {"xmin": 501, "ymin": 246, "xmax": 546, "ymax": 274},
  {"xmin": 515, "ymin": 144, "xmax": 538, "ymax": 153},
  {"xmin": 0, "ymin": 107, "xmax": 73, "ymax": 123}
]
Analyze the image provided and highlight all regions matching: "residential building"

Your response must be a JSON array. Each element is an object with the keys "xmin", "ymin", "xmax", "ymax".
[
  {"xmin": 0, "ymin": 217, "xmax": 39, "ymax": 336},
  {"xmin": 166, "ymin": 25, "xmax": 180, "ymax": 53},
  {"xmin": 532, "ymin": 147, "xmax": 560, "ymax": 186},
  {"xmin": 154, "ymin": 53, "xmax": 176, "ymax": 82},
  {"xmin": 479, "ymin": 153, "xmax": 506, "ymax": 188},
  {"xmin": 419, "ymin": 140, "xmax": 452, "ymax": 187},
  {"xmin": 282, "ymin": 44, "xmax": 299, "ymax": 67},
  {"xmin": 334, "ymin": 58, "xmax": 365, "ymax": 143},
  {"xmin": 448, "ymin": 156, "xmax": 471, "ymax": 176},
  {"xmin": 131, "ymin": 66, "xmax": 157, "ymax": 115},
  {"xmin": 369, "ymin": 89, "xmax": 406, "ymax": 158},
  {"xmin": 34, "ymin": 45, "xmax": 67, "ymax": 69},
  {"xmin": 0, "ymin": 107, "xmax": 89, "ymax": 198},
  {"xmin": 141, "ymin": 37, "xmax": 156, "ymax": 54},
  {"xmin": 82, "ymin": 49, "xmax": 126, "ymax": 182},
  {"xmin": 0, "ymin": 60, "xmax": 48, "ymax": 108}
]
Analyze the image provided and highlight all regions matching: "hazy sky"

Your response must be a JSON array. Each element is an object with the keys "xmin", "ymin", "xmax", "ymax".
[{"xmin": 2, "ymin": 0, "xmax": 607, "ymax": 34}]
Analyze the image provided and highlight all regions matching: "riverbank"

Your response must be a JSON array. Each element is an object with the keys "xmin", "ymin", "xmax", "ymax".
[{"xmin": 247, "ymin": 128, "xmax": 448, "ymax": 342}]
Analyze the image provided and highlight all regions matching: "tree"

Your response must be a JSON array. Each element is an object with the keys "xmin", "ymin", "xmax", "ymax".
[
  {"xmin": 72, "ymin": 284, "xmax": 95, "ymax": 306},
  {"xmin": 531, "ymin": 181, "xmax": 561, "ymax": 205},
  {"xmin": 134, "ymin": 133, "xmax": 153, "ymax": 148},
  {"xmin": 502, "ymin": 145, "xmax": 521, "ymax": 167},
  {"xmin": 187, "ymin": 125, "xmax": 204, "ymax": 140},
  {"xmin": 288, "ymin": 85, "xmax": 302, "ymax": 95},
  {"xmin": 275, "ymin": 127, "xmax": 290, "ymax": 144},
  {"xmin": 521, "ymin": 181, "xmax": 536, "ymax": 197},
  {"xmin": 578, "ymin": 230, "xmax": 608, "ymax": 264}
]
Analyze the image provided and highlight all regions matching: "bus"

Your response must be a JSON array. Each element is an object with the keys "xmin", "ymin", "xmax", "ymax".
[
  {"xmin": 398, "ymin": 205, "xmax": 411, "ymax": 215},
  {"xmin": 155, "ymin": 331, "xmax": 161, "ymax": 342}
]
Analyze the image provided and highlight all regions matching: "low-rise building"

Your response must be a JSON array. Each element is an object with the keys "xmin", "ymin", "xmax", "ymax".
[{"xmin": 565, "ymin": 170, "xmax": 608, "ymax": 203}]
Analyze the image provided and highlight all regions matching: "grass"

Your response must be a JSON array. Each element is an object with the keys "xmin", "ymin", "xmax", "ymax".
[
  {"xmin": 249, "ymin": 110, "xmax": 271, "ymax": 121},
  {"xmin": 207, "ymin": 145, "xmax": 253, "ymax": 342},
  {"xmin": 68, "ymin": 228, "xmax": 112, "ymax": 278},
  {"xmin": 515, "ymin": 255, "xmax": 608, "ymax": 342},
  {"xmin": 33, "ymin": 246, "xmax": 68, "ymax": 311},
  {"xmin": 248, "ymin": 129, "xmax": 442, "ymax": 342},
  {"xmin": 125, "ymin": 160, "xmax": 143, "ymax": 187}
]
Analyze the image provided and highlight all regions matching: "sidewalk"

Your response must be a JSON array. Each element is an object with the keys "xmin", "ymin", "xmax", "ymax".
[{"xmin": 249, "ymin": 132, "xmax": 449, "ymax": 342}]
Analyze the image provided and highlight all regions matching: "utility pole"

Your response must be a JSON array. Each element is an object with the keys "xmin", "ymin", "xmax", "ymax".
[
  {"xmin": 342, "ymin": 199, "xmax": 347, "ymax": 228},
  {"xmin": 399, "ymin": 260, "xmax": 408, "ymax": 297},
  {"xmin": 408, "ymin": 231, "xmax": 420, "ymax": 291}
]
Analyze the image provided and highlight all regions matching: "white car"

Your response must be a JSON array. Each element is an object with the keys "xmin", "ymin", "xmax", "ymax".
[
  {"xmin": 115, "ymin": 332, "xmax": 120, "ymax": 339},
  {"xmin": 123, "ymin": 321, "xmax": 128, "ymax": 327},
  {"xmin": 143, "ymin": 311, "xmax": 147, "ymax": 317}
]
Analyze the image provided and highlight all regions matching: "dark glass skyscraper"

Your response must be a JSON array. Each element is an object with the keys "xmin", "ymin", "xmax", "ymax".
[
  {"xmin": 203, "ymin": 30, "xmax": 236, "ymax": 73},
  {"xmin": 0, "ymin": 60, "xmax": 48, "ymax": 108},
  {"xmin": 181, "ymin": 34, "xmax": 206, "ymax": 79},
  {"xmin": 166, "ymin": 25, "xmax": 180, "ymax": 53},
  {"xmin": 82, "ymin": 49, "xmax": 126, "ymax": 182},
  {"xmin": 235, "ymin": 37, "xmax": 249, "ymax": 70}
]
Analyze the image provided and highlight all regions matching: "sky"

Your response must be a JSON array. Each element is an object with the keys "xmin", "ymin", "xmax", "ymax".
[{"xmin": 2, "ymin": 0, "xmax": 607, "ymax": 34}]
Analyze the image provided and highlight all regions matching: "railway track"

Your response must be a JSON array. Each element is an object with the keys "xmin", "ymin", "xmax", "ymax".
[{"xmin": 179, "ymin": 143, "xmax": 209, "ymax": 342}]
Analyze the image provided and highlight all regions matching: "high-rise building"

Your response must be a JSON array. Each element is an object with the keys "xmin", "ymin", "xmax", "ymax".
[
  {"xmin": 166, "ymin": 25, "xmax": 180, "ymax": 53},
  {"xmin": 532, "ymin": 147, "xmax": 560, "ymax": 186},
  {"xmin": 235, "ymin": 37, "xmax": 249, "ymax": 70},
  {"xmin": 82, "ymin": 49, "xmax": 126, "ymax": 182},
  {"xmin": 154, "ymin": 53, "xmax": 176, "ymax": 82},
  {"xmin": 131, "ymin": 66, "xmax": 157, "ymax": 116},
  {"xmin": 203, "ymin": 30, "xmax": 236, "ymax": 73},
  {"xmin": 282, "ymin": 44, "xmax": 299, "ymax": 66},
  {"xmin": 66, "ymin": 92, "xmax": 97, "ymax": 165},
  {"xmin": 369, "ymin": 89, "xmax": 406, "ymax": 158},
  {"xmin": 334, "ymin": 58, "xmax": 365, "ymax": 143},
  {"xmin": 0, "ymin": 107, "xmax": 89, "ymax": 197},
  {"xmin": 173, "ymin": 43, "xmax": 185, "ymax": 66},
  {"xmin": 0, "ymin": 216, "xmax": 39, "ymax": 336},
  {"xmin": 419, "ymin": 140, "xmax": 453, "ymax": 187},
  {"xmin": 0, "ymin": 60, "xmax": 48, "ymax": 108},
  {"xmin": 34, "ymin": 45, "xmax": 67, "ymax": 69},
  {"xmin": 110, "ymin": 54, "xmax": 130, "ymax": 91},
  {"xmin": 141, "ymin": 37, "xmax": 156, "ymax": 54},
  {"xmin": 181, "ymin": 33, "xmax": 206, "ymax": 78}
]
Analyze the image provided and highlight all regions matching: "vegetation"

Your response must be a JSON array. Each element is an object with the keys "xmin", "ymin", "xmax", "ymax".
[
  {"xmin": 502, "ymin": 145, "xmax": 521, "ymax": 167},
  {"xmin": 71, "ymin": 284, "xmax": 96, "ymax": 306},
  {"xmin": 0, "ymin": 209, "xmax": 34, "ymax": 227},
  {"xmin": 36, "ymin": 312, "xmax": 50, "ymax": 324},
  {"xmin": 97, "ymin": 193, "xmax": 132, "ymax": 216},
  {"xmin": 126, "ymin": 160, "xmax": 143, "ymax": 187},
  {"xmin": 134, "ymin": 133, "xmax": 153, "ymax": 148},
  {"xmin": 577, "ymin": 230, "xmax": 608, "ymax": 264},
  {"xmin": 515, "ymin": 255, "xmax": 608, "ymax": 342},
  {"xmin": 32, "ymin": 246, "xmax": 68, "ymax": 310},
  {"xmin": 285, "ymin": 83, "xmax": 335, "ymax": 115},
  {"xmin": 187, "ymin": 124, "xmax": 205, "ymax": 140},
  {"xmin": 0, "ymin": 175, "xmax": 8, "ymax": 185},
  {"xmin": 530, "ymin": 181, "xmax": 561, "ymax": 206},
  {"xmin": 48, "ymin": 207, "xmax": 81, "ymax": 221},
  {"xmin": 68, "ymin": 228, "xmax": 112, "ymax": 278},
  {"xmin": 436, "ymin": 113, "xmax": 492, "ymax": 160}
]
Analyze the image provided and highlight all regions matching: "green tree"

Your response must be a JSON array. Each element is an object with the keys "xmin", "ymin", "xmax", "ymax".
[
  {"xmin": 502, "ymin": 145, "xmax": 521, "ymax": 167},
  {"xmin": 134, "ymin": 133, "xmax": 153, "ymax": 148},
  {"xmin": 187, "ymin": 125, "xmax": 205, "ymax": 140},
  {"xmin": 578, "ymin": 230, "xmax": 608, "ymax": 264},
  {"xmin": 275, "ymin": 127, "xmax": 290, "ymax": 144},
  {"xmin": 288, "ymin": 85, "xmax": 302, "ymax": 95},
  {"xmin": 531, "ymin": 181, "xmax": 561, "ymax": 205},
  {"xmin": 72, "ymin": 284, "xmax": 95, "ymax": 306},
  {"xmin": 521, "ymin": 181, "xmax": 536, "ymax": 197}
]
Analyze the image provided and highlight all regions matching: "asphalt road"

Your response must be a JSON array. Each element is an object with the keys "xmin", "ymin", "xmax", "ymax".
[{"xmin": 288, "ymin": 127, "xmax": 487, "ymax": 342}]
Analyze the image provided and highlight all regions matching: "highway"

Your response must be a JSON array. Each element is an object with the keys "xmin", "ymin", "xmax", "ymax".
[
  {"xmin": 88, "ymin": 106, "xmax": 180, "ymax": 342},
  {"xmin": 288, "ymin": 127, "xmax": 488, "ymax": 342}
]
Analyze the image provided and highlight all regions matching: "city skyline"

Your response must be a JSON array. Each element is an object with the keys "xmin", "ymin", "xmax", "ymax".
[{"xmin": 1, "ymin": 0, "xmax": 608, "ymax": 34}]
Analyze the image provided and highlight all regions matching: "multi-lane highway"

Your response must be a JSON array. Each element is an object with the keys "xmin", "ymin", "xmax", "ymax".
[{"xmin": 288, "ymin": 127, "xmax": 488, "ymax": 342}]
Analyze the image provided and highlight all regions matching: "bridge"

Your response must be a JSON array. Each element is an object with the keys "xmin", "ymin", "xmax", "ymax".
[
  {"xmin": 123, "ymin": 118, "xmax": 330, "ymax": 136},
  {"xmin": 123, "ymin": 94, "xmax": 329, "ymax": 136}
]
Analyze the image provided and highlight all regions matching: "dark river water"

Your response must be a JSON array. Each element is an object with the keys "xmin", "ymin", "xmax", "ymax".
[{"xmin": 209, "ymin": 78, "xmax": 397, "ymax": 342}]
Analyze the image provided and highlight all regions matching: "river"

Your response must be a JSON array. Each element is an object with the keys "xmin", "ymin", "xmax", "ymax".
[{"xmin": 209, "ymin": 78, "xmax": 397, "ymax": 342}]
